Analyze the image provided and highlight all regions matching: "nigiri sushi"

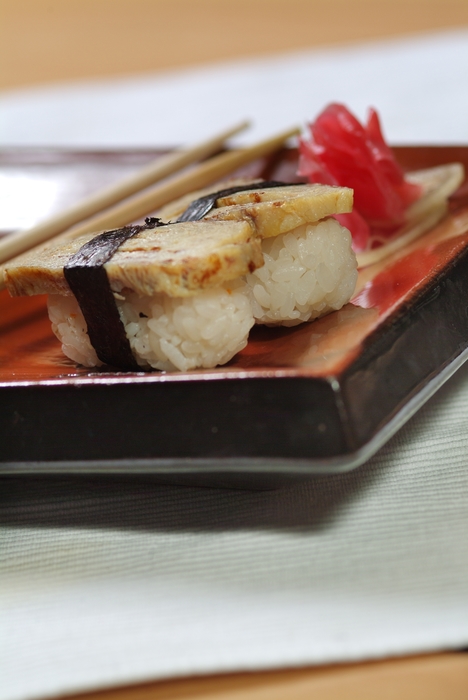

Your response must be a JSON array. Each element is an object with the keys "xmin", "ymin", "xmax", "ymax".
[{"xmin": 4, "ymin": 181, "xmax": 357, "ymax": 371}]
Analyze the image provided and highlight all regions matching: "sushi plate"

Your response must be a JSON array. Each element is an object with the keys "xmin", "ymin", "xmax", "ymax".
[{"xmin": 1, "ymin": 145, "xmax": 468, "ymax": 488}]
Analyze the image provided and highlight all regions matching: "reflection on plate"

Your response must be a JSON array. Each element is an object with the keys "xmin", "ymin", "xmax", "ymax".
[{"xmin": 1, "ymin": 146, "xmax": 468, "ymax": 487}]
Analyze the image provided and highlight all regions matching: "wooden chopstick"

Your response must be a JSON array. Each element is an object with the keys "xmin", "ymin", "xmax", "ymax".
[
  {"xmin": 0, "ymin": 126, "xmax": 299, "ymax": 292},
  {"xmin": 0, "ymin": 121, "xmax": 249, "ymax": 267}
]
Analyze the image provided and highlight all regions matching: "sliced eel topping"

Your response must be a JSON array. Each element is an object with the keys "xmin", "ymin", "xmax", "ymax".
[{"xmin": 177, "ymin": 180, "xmax": 292, "ymax": 221}]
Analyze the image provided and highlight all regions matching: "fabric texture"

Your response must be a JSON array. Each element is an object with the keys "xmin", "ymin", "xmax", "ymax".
[
  {"xmin": 1, "ymin": 29, "xmax": 468, "ymax": 700},
  {"xmin": 2, "ymin": 364, "xmax": 468, "ymax": 699}
]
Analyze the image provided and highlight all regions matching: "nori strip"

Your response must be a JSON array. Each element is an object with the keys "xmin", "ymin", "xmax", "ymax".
[
  {"xmin": 177, "ymin": 180, "xmax": 293, "ymax": 222},
  {"xmin": 64, "ymin": 218, "xmax": 164, "ymax": 371}
]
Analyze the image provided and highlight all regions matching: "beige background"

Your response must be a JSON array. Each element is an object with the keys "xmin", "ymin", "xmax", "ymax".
[
  {"xmin": 2, "ymin": 0, "xmax": 468, "ymax": 91},
  {"xmin": 2, "ymin": 1, "xmax": 468, "ymax": 699}
]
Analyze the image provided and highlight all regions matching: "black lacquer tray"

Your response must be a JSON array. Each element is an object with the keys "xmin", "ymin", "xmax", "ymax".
[{"xmin": 1, "ymin": 146, "xmax": 468, "ymax": 487}]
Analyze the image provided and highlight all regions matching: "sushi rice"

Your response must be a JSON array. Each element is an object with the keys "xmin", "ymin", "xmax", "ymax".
[
  {"xmin": 241, "ymin": 217, "xmax": 357, "ymax": 326},
  {"xmin": 47, "ymin": 216, "xmax": 357, "ymax": 371},
  {"xmin": 48, "ymin": 283, "xmax": 255, "ymax": 372}
]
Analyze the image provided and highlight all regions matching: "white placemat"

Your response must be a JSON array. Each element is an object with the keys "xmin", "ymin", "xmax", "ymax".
[
  {"xmin": 1, "ymin": 29, "xmax": 468, "ymax": 700},
  {"xmin": 2, "ymin": 365, "xmax": 468, "ymax": 700}
]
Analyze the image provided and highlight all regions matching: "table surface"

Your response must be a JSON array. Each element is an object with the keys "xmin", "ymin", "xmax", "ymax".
[
  {"xmin": 2, "ymin": 1, "xmax": 468, "ymax": 698},
  {"xmin": 3, "ymin": 0, "xmax": 468, "ymax": 92}
]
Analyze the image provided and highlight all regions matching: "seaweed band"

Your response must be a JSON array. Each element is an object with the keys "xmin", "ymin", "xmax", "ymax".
[{"xmin": 64, "ymin": 181, "xmax": 291, "ymax": 370}]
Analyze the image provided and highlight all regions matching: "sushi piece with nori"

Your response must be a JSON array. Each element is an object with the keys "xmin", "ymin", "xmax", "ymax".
[
  {"xmin": 4, "ymin": 181, "xmax": 357, "ymax": 371},
  {"xmin": 6, "ymin": 217, "xmax": 263, "ymax": 371},
  {"xmin": 159, "ymin": 181, "xmax": 358, "ymax": 326},
  {"xmin": 202, "ymin": 183, "xmax": 358, "ymax": 325}
]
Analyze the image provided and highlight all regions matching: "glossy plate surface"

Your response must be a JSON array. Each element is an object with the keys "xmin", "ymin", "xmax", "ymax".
[{"xmin": 1, "ymin": 146, "xmax": 468, "ymax": 485}]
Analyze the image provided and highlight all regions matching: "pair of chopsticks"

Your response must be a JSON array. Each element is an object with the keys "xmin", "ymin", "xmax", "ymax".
[{"xmin": 0, "ymin": 122, "xmax": 300, "ymax": 292}]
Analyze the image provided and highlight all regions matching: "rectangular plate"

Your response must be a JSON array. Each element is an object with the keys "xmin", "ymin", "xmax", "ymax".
[{"xmin": 1, "ymin": 146, "xmax": 468, "ymax": 487}]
